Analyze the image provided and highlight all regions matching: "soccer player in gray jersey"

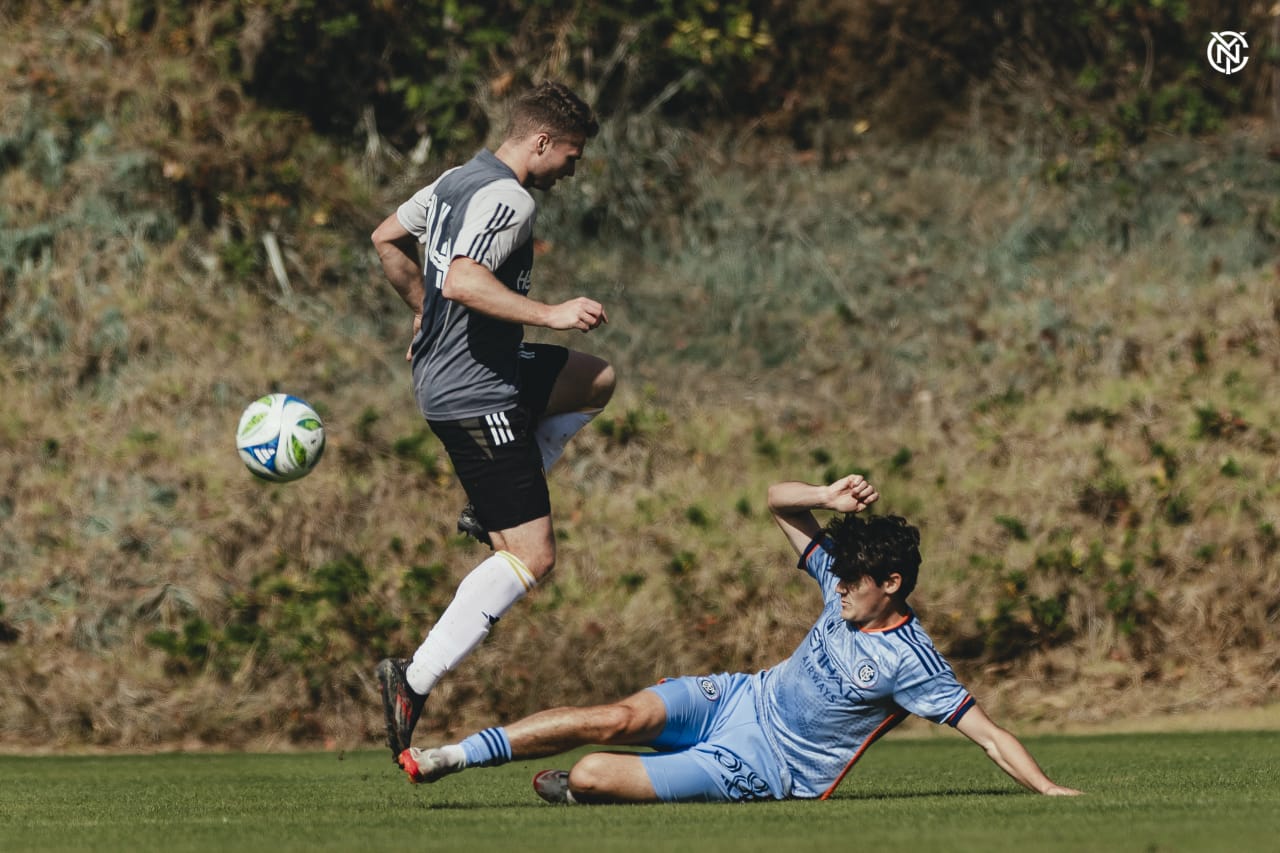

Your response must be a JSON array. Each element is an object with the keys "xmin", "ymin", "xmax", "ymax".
[
  {"xmin": 395, "ymin": 474, "xmax": 1082, "ymax": 803},
  {"xmin": 370, "ymin": 82, "xmax": 615, "ymax": 766}
]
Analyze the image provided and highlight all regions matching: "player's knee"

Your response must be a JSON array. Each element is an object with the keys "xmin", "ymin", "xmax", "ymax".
[
  {"xmin": 567, "ymin": 754, "xmax": 614, "ymax": 795},
  {"xmin": 499, "ymin": 528, "xmax": 557, "ymax": 580},
  {"xmin": 518, "ymin": 548, "xmax": 555, "ymax": 580},
  {"xmin": 591, "ymin": 361, "xmax": 616, "ymax": 406}
]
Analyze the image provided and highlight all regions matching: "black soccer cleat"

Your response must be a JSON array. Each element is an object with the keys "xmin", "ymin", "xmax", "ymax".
[
  {"xmin": 456, "ymin": 503, "xmax": 493, "ymax": 549},
  {"xmin": 376, "ymin": 658, "xmax": 427, "ymax": 765}
]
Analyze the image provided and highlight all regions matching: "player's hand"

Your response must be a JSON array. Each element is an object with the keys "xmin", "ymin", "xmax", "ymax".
[
  {"xmin": 547, "ymin": 297, "xmax": 608, "ymax": 332},
  {"xmin": 1042, "ymin": 785, "xmax": 1084, "ymax": 796},
  {"xmin": 405, "ymin": 312, "xmax": 422, "ymax": 361},
  {"xmin": 825, "ymin": 474, "xmax": 878, "ymax": 513}
]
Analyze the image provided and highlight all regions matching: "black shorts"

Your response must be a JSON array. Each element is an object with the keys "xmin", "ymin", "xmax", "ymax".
[{"xmin": 428, "ymin": 344, "xmax": 569, "ymax": 532}]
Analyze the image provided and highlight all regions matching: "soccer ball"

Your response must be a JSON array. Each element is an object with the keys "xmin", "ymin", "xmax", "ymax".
[{"xmin": 235, "ymin": 393, "xmax": 326, "ymax": 482}]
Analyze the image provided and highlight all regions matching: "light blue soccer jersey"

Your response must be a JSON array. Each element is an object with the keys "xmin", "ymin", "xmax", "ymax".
[{"xmin": 754, "ymin": 535, "xmax": 974, "ymax": 798}]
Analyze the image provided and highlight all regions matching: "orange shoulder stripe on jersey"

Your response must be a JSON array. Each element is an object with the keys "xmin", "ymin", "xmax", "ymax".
[{"xmin": 818, "ymin": 709, "xmax": 909, "ymax": 800}]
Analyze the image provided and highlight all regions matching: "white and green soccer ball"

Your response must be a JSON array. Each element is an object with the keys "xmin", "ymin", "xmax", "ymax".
[{"xmin": 235, "ymin": 393, "xmax": 326, "ymax": 482}]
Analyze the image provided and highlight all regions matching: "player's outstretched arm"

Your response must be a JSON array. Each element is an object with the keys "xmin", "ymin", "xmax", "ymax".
[
  {"xmin": 768, "ymin": 475, "xmax": 879, "ymax": 556},
  {"xmin": 955, "ymin": 704, "xmax": 1083, "ymax": 796}
]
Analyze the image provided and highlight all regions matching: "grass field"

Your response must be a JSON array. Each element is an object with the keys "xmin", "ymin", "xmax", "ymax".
[{"xmin": 3, "ymin": 731, "xmax": 1278, "ymax": 852}]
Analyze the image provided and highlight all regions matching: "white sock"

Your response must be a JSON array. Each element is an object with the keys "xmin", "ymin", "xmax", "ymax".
[
  {"xmin": 535, "ymin": 408, "xmax": 602, "ymax": 472},
  {"xmin": 438, "ymin": 744, "xmax": 467, "ymax": 769},
  {"xmin": 406, "ymin": 551, "xmax": 537, "ymax": 696}
]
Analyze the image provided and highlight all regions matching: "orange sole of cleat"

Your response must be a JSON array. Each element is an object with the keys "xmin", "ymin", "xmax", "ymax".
[{"xmin": 399, "ymin": 748, "xmax": 420, "ymax": 782}]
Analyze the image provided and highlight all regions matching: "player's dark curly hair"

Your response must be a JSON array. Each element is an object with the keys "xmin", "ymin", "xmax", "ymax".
[
  {"xmin": 508, "ymin": 81, "xmax": 599, "ymax": 141},
  {"xmin": 823, "ymin": 514, "xmax": 921, "ymax": 599}
]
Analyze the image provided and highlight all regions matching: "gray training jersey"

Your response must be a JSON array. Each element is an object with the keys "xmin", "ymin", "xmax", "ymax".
[{"xmin": 397, "ymin": 149, "xmax": 537, "ymax": 420}]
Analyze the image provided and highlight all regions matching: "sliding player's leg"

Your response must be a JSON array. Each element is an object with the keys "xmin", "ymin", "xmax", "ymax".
[{"xmin": 402, "ymin": 689, "xmax": 667, "ymax": 789}]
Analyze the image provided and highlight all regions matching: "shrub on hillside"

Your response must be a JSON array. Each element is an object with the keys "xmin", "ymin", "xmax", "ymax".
[{"xmin": 42, "ymin": 0, "xmax": 1271, "ymax": 157}]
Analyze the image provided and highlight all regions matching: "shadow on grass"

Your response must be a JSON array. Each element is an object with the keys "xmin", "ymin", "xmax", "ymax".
[
  {"xmin": 832, "ymin": 787, "xmax": 1023, "ymax": 801},
  {"xmin": 400, "ymin": 787, "xmax": 1023, "ymax": 810}
]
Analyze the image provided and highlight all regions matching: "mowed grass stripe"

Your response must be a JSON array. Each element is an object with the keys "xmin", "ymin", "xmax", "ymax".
[{"xmin": 1, "ymin": 731, "xmax": 1277, "ymax": 852}]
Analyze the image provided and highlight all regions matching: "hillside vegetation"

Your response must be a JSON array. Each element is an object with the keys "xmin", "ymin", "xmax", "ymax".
[{"xmin": 1, "ymin": 2, "xmax": 1277, "ymax": 749}]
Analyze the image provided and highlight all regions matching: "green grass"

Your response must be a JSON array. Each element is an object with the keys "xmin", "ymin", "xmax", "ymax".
[{"xmin": 3, "ymin": 731, "xmax": 1278, "ymax": 852}]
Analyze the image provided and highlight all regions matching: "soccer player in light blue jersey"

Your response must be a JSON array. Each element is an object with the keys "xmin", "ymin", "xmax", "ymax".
[{"xmin": 398, "ymin": 474, "xmax": 1083, "ymax": 803}]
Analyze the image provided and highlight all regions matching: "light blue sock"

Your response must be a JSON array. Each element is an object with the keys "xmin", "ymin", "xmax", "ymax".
[{"xmin": 460, "ymin": 727, "xmax": 513, "ymax": 767}]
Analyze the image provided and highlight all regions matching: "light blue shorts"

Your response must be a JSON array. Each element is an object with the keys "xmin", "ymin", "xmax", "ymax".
[{"xmin": 640, "ymin": 673, "xmax": 786, "ymax": 803}]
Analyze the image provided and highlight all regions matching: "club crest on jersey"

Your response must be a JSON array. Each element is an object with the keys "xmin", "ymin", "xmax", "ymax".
[
  {"xmin": 697, "ymin": 677, "xmax": 720, "ymax": 701},
  {"xmin": 855, "ymin": 660, "xmax": 879, "ymax": 688}
]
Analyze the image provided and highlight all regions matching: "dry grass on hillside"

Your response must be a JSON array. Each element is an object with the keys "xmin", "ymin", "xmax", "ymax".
[{"xmin": 2, "ymin": 13, "xmax": 1279, "ymax": 748}]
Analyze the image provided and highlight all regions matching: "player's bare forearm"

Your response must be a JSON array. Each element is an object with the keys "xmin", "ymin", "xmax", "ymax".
[
  {"xmin": 768, "ymin": 476, "xmax": 878, "ymax": 555},
  {"xmin": 443, "ymin": 257, "xmax": 607, "ymax": 332},
  {"xmin": 956, "ymin": 706, "xmax": 1083, "ymax": 796},
  {"xmin": 768, "ymin": 482, "xmax": 826, "ymax": 518},
  {"xmin": 371, "ymin": 216, "xmax": 425, "ymax": 313},
  {"xmin": 381, "ymin": 259, "xmax": 425, "ymax": 315},
  {"xmin": 768, "ymin": 477, "xmax": 878, "ymax": 516},
  {"xmin": 985, "ymin": 730, "xmax": 1082, "ymax": 795}
]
